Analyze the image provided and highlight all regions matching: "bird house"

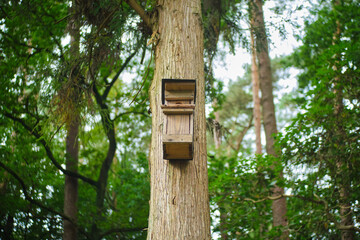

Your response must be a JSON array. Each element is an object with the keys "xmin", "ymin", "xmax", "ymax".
[{"xmin": 161, "ymin": 79, "xmax": 196, "ymax": 160}]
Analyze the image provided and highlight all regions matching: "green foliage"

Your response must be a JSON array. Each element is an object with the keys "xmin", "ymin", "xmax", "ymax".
[
  {"xmin": 1, "ymin": 0, "xmax": 151, "ymax": 239},
  {"xmin": 278, "ymin": 0, "xmax": 360, "ymax": 238},
  {"xmin": 208, "ymin": 152, "xmax": 287, "ymax": 239}
]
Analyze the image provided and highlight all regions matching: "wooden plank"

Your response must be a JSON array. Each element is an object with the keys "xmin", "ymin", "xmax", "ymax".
[
  {"xmin": 165, "ymin": 90, "xmax": 194, "ymax": 101},
  {"xmin": 162, "ymin": 108, "xmax": 193, "ymax": 115},
  {"xmin": 163, "ymin": 142, "xmax": 193, "ymax": 160},
  {"xmin": 189, "ymin": 113, "xmax": 193, "ymax": 135},
  {"xmin": 161, "ymin": 104, "xmax": 195, "ymax": 109},
  {"xmin": 165, "ymin": 82, "xmax": 195, "ymax": 91},
  {"xmin": 167, "ymin": 115, "xmax": 190, "ymax": 134},
  {"xmin": 163, "ymin": 134, "xmax": 193, "ymax": 144}
]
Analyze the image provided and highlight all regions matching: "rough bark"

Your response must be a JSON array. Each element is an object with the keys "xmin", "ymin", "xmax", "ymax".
[
  {"xmin": 252, "ymin": 0, "xmax": 288, "ymax": 238},
  {"xmin": 63, "ymin": 3, "xmax": 80, "ymax": 239},
  {"xmin": 147, "ymin": 1, "xmax": 211, "ymax": 239}
]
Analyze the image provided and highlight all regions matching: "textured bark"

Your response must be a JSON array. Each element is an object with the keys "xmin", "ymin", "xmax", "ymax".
[
  {"xmin": 252, "ymin": 0, "xmax": 288, "ymax": 238},
  {"xmin": 147, "ymin": 1, "xmax": 211, "ymax": 239},
  {"xmin": 63, "ymin": 3, "xmax": 80, "ymax": 239}
]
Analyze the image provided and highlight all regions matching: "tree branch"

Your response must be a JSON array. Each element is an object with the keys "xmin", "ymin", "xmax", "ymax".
[
  {"xmin": 92, "ymin": 84, "xmax": 117, "ymax": 234},
  {"xmin": 114, "ymin": 111, "xmax": 150, "ymax": 122},
  {"xmin": 3, "ymin": 112, "xmax": 97, "ymax": 186},
  {"xmin": 102, "ymin": 50, "xmax": 138, "ymax": 100},
  {"xmin": 124, "ymin": 0, "xmax": 152, "ymax": 30},
  {"xmin": 235, "ymin": 114, "xmax": 253, "ymax": 152},
  {"xmin": 242, "ymin": 193, "xmax": 360, "ymax": 233},
  {"xmin": 223, "ymin": 115, "xmax": 253, "ymax": 153}
]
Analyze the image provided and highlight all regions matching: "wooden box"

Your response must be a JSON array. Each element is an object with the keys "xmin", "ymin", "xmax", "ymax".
[{"xmin": 162, "ymin": 79, "xmax": 196, "ymax": 160}]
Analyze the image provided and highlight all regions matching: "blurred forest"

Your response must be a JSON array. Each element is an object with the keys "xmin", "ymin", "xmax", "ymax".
[{"xmin": 1, "ymin": 0, "xmax": 359, "ymax": 239}]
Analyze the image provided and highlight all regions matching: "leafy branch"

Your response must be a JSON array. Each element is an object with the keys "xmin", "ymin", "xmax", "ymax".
[
  {"xmin": 0, "ymin": 161, "xmax": 91, "ymax": 239},
  {"xmin": 242, "ymin": 193, "xmax": 360, "ymax": 233},
  {"xmin": 3, "ymin": 112, "xmax": 97, "ymax": 186}
]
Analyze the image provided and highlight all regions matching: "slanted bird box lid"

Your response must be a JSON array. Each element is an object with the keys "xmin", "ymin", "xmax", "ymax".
[{"xmin": 162, "ymin": 79, "xmax": 196, "ymax": 104}]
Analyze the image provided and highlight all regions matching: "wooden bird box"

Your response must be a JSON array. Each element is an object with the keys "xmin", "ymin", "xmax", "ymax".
[{"xmin": 161, "ymin": 79, "xmax": 196, "ymax": 160}]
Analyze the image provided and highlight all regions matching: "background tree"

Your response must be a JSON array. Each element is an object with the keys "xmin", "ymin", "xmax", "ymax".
[
  {"xmin": 1, "ymin": 0, "xmax": 151, "ymax": 239},
  {"xmin": 63, "ymin": 1, "xmax": 81, "ymax": 239},
  {"xmin": 251, "ymin": 0, "xmax": 288, "ymax": 238},
  {"xmin": 279, "ymin": 0, "xmax": 360, "ymax": 239}
]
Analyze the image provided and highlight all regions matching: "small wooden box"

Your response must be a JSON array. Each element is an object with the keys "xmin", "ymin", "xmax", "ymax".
[{"xmin": 162, "ymin": 79, "xmax": 196, "ymax": 160}]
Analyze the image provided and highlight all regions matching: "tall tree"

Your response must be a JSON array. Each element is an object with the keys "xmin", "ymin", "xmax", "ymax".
[
  {"xmin": 125, "ymin": 0, "xmax": 211, "ymax": 238},
  {"xmin": 279, "ymin": 0, "xmax": 360, "ymax": 238},
  {"xmin": 251, "ymin": 0, "xmax": 288, "ymax": 238},
  {"xmin": 331, "ymin": 2, "xmax": 354, "ymax": 240},
  {"xmin": 63, "ymin": 2, "xmax": 80, "ymax": 239},
  {"xmin": 0, "ymin": 0, "xmax": 150, "ymax": 238},
  {"xmin": 250, "ymin": 13, "xmax": 262, "ymax": 155}
]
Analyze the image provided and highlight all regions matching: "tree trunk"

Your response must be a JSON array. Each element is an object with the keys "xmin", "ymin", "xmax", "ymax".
[
  {"xmin": 63, "ymin": 3, "xmax": 80, "ymax": 239},
  {"xmin": 250, "ymin": 18, "xmax": 262, "ymax": 155},
  {"xmin": 252, "ymin": 0, "xmax": 288, "ymax": 238},
  {"xmin": 147, "ymin": 1, "xmax": 211, "ymax": 239},
  {"xmin": 250, "ymin": 6, "xmax": 264, "ymax": 237},
  {"xmin": 204, "ymin": 1, "xmax": 227, "ymax": 237},
  {"xmin": 213, "ymin": 111, "xmax": 222, "ymax": 149},
  {"xmin": 332, "ymin": 1, "xmax": 354, "ymax": 238},
  {"xmin": 64, "ymin": 121, "xmax": 79, "ymax": 240},
  {"xmin": 214, "ymin": 107, "xmax": 227, "ymax": 240}
]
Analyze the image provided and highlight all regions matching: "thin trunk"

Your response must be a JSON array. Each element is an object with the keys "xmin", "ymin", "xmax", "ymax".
[
  {"xmin": 334, "ymin": 63, "xmax": 353, "ymax": 240},
  {"xmin": 250, "ymin": 8, "xmax": 264, "ymax": 238},
  {"xmin": 147, "ymin": 0, "xmax": 211, "ymax": 239},
  {"xmin": 215, "ymin": 107, "xmax": 228, "ymax": 240},
  {"xmin": 64, "ymin": 120, "xmax": 79, "ymax": 240},
  {"xmin": 219, "ymin": 204, "xmax": 228, "ymax": 240},
  {"xmin": 213, "ymin": 109, "xmax": 222, "ymax": 149},
  {"xmin": 0, "ymin": 173, "xmax": 14, "ymax": 240},
  {"xmin": 332, "ymin": 1, "xmax": 354, "ymax": 238},
  {"xmin": 63, "ymin": 3, "xmax": 80, "ymax": 239},
  {"xmin": 214, "ymin": 101, "xmax": 227, "ymax": 240},
  {"xmin": 91, "ymin": 85, "xmax": 117, "ymax": 240},
  {"xmin": 252, "ymin": 0, "xmax": 288, "ymax": 238},
  {"xmin": 204, "ymin": 1, "xmax": 226, "ymax": 237},
  {"xmin": 250, "ymin": 19, "xmax": 262, "ymax": 155}
]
